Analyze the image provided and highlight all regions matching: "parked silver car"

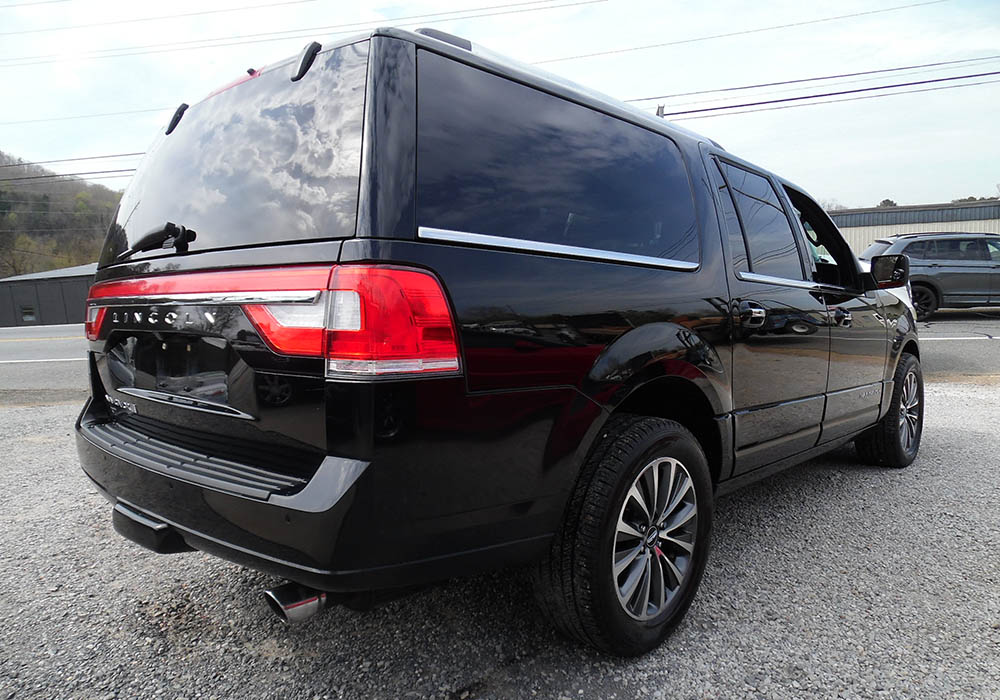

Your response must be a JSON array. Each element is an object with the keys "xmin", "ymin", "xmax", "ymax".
[{"xmin": 861, "ymin": 232, "xmax": 1000, "ymax": 320}]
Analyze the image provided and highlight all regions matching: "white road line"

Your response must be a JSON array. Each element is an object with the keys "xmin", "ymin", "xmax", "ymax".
[
  {"xmin": 921, "ymin": 337, "xmax": 996, "ymax": 341},
  {"xmin": 0, "ymin": 358, "xmax": 87, "ymax": 364}
]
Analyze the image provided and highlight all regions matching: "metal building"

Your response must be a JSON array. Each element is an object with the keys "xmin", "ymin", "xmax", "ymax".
[
  {"xmin": 0, "ymin": 262, "xmax": 96, "ymax": 327},
  {"xmin": 830, "ymin": 200, "xmax": 1000, "ymax": 253}
]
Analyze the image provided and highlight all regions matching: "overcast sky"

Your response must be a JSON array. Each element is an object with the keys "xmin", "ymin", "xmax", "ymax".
[{"xmin": 1, "ymin": 0, "xmax": 998, "ymax": 208}]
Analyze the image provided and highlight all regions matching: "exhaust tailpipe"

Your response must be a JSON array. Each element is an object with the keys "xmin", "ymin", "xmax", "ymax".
[{"xmin": 263, "ymin": 582, "xmax": 328, "ymax": 623}]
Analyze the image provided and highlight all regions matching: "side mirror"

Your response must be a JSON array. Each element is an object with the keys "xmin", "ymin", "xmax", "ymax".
[{"xmin": 868, "ymin": 254, "xmax": 909, "ymax": 290}]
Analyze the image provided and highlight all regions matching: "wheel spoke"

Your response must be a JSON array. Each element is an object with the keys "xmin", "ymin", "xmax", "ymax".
[
  {"xmin": 627, "ymin": 484, "xmax": 650, "ymax": 522},
  {"xmin": 614, "ymin": 543, "xmax": 644, "ymax": 576},
  {"xmin": 659, "ymin": 474, "xmax": 691, "ymax": 524},
  {"xmin": 616, "ymin": 520, "xmax": 644, "ymax": 540},
  {"xmin": 663, "ymin": 501, "xmax": 697, "ymax": 533},
  {"xmin": 636, "ymin": 557, "xmax": 652, "ymax": 617},
  {"xmin": 658, "ymin": 533, "xmax": 695, "ymax": 553},
  {"xmin": 619, "ymin": 553, "xmax": 647, "ymax": 603},
  {"xmin": 652, "ymin": 554, "xmax": 666, "ymax": 611},
  {"xmin": 661, "ymin": 550, "xmax": 685, "ymax": 589}
]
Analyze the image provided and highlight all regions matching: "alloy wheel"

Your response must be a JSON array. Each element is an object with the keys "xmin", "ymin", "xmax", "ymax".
[
  {"xmin": 612, "ymin": 457, "xmax": 698, "ymax": 621},
  {"xmin": 898, "ymin": 370, "xmax": 921, "ymax": 452}
]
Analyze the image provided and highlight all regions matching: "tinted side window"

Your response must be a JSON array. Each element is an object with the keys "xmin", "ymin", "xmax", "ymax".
[
  {"xmin": 903, "ymin": 241, "xmax": 927, "ymax": 259},
  {"xmin": 416, "ymin": 51, "xmax": 699, "ymax": 263},
  {"xmin": 988, "ymin": 240, "xmax": 1000, "ymax": 262},
  {"xmin": 713, "ymin": 162, "xmax": 749, "ymax": 272},
  {"xmin": 927, "ymin": 238, "xmax": 987, "ymax": 261},
  {"xmin": 719, "ymin": 163, "xmax": 803, "ymax": 280}
]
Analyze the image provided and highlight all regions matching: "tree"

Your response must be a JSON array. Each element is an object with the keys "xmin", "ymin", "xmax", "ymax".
[
  {"xmin": 877, "ymin": 199, "xmax": 897, "ymax": 208},
  {"xmin": 819, "ymin": 198, "xmax": 847, "ymax": 211},
  {"xmin": 951, "ymin": 195, "xmax": 999, "ymax": 203}
]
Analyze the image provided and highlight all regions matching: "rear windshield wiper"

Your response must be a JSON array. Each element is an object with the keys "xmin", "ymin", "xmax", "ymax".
[{"xmin": 115, "ymin": 222, "xmax": 197, "ymax": 262}]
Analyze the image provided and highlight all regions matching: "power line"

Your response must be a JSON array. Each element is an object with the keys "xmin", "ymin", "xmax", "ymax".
[
  {"xmin": 0, "ymin": 0, "xmax": 318, "ymax": 37},
  {"xmin": 0, "ymin": 152, "xmax": 145, "ymax": 169},
  {"xmin": 533, "ymin": 0, "xmax": 949, "ymax": 64},
  {"xmin": 659, "ymin": 69, "xmax": 1000, "ymax": 116},
  {"xmin": 0, "ymin": 0, "xmax": 602, "ymax": 67},
  {"xmin": 0, "ymin": 0, "xmax": 70, "ymax": 7},
  {"xmin": 0, "ymin": 107, "xmax": 169, "ymax": 126},
  {"xmin": 2, "ymin": 174, "xmax": 134, "ymax": 186},
  {"xmin": 0, "ymin": 169, "xmax": 136, "ymax": 183},
  {"xmin": 671, "ymin": 77, "xmax": 1000, "ymax": 121},
  {"xmin": 624, "ymin": 53, "xmax": 1000, "ymax": 102}
]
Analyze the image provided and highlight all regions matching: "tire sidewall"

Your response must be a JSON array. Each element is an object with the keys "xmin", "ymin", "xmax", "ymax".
[
  {"xmin": 893, "ymin": 354, "xmax": 924, "ymax": 464},
  {"xmin": 589, "ymin": 424, "xmax": 713, "ymax": 655}
]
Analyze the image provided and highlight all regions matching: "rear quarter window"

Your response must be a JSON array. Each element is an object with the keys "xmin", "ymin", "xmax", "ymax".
[
  {"xmin": 415, "ymin": 51, "xmax": 699, "ymax": 264},
  {"xmin": 860, "ymin": 241, "xmax": 891, "ymax": 259}
]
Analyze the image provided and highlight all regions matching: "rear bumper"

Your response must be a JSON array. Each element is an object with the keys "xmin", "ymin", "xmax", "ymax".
[{"xmin": 75, "ymin": 399, "xmax": 552, "ymax": 592}]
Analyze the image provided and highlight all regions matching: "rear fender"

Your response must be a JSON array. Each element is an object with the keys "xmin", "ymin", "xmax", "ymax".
[{"xmin": 581, "ymin": 321, "xmax": 728, "ymax": 414}]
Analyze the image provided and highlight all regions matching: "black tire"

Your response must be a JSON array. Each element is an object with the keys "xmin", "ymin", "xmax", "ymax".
[
  {"xmin": 911, "ymin": 284, "xmax": 938, "ymax": 321},
  {"xmin": 855, "ymin": 353, "xmax": 924, "ymax": 468},
  {"xmin": 532, "ymin": 414, "xmax": 713, "ymax": 656}
]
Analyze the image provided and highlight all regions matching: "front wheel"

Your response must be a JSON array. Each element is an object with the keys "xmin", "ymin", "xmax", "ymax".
[
  {"xmin": 532, "ymin": 415, "xmax": 713, "ymax": 656},
  {"xmin": 855, "ymin": 352, "xmax": 924, "ymax": 467}
]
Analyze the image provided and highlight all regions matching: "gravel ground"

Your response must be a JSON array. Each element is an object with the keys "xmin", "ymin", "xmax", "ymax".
[{"xmin": 1, "ymin": 381, "xmax": 998, "ymax": 700}]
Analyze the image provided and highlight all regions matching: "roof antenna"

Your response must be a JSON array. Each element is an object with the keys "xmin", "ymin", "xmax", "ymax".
[{"xmin": 656, "ymin": 105, "xmax": 665, "ymax": 118}]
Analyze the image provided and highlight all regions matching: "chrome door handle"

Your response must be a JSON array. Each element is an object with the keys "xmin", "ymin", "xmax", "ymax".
[{"xmin": 739, "ymin": 301, "xmax": 767, "ymax": 328}]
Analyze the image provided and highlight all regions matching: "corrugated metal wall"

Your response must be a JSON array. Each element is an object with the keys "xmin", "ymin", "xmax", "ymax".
[
  {"xmin": 829, "ymin": 202, "xmax": 1000, "ymax": 253},
  {"xmin": 838, "ymin": 219, "xmax": 1000, "ymax": 253},
  {"xmin": 0, "ymin": 275, "xmax": 91, "ymax": 327}
]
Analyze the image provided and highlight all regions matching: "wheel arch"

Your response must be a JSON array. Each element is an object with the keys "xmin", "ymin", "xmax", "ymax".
[
  {"xmin": 910, "ymin": 278, "xmax": 941, "ymax": 304},
  {"xmin": 611, "ymin": 375, "xmax": 728, "ymax": 486}
]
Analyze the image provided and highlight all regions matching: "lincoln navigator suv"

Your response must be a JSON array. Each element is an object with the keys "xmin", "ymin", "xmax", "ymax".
[{"xmin": 76, "ymin": 28, "xmax": 923, "ymax": 656}]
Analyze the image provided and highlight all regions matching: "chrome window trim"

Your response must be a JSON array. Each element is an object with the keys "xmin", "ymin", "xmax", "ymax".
[
  {"xmin": 89, "ymin": 291, "xmax": 322, "ymax": 307},
  {"xmin": 736, "ymin": 271, "xmax": 820, "ymax": 291},
  {"xmin": 417, "ymin": 227, "xmax": 699, "ymax": 271}
]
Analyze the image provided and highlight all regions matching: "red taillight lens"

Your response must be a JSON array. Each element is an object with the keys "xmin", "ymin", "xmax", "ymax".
[
  {"xmin": 85, "ymin": 305, "xmax": 106, "ymax": 341},
  {"xmin": 82, "ymin": 264, "xmax": 460, "ymax": 378},
  {"xmin": 324, "ymin": 267, "xmax": 460, "ymax": 377}
]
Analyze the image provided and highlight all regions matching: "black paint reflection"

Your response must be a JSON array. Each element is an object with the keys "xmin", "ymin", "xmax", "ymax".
[{"xmin": 100, "ymin": 41, "xmax": 369, "ymax": 265}]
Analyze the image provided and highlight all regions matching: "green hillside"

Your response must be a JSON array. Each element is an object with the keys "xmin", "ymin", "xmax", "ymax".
[{"xmin": 0, "ymin": 150, "xmax": 123, "ymax": 278}]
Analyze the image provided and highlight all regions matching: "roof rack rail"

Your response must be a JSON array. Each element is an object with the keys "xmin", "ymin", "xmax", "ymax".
[{"xmin": 415, "ymin": 28, "xmax": 472, "ymax": 51}]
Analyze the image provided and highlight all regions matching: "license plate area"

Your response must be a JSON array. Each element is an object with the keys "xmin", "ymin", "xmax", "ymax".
[{"xmin": 107, "ymin": 332, "xmax": 236, "ymax": 407}]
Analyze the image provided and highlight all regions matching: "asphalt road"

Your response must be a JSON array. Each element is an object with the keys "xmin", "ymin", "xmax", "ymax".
[{"xmin": 0, "ymin": 314, "xmax": 998, "ymax": 699}]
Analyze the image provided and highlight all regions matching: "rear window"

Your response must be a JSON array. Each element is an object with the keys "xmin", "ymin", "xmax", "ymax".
[
  {"xmin": 860, "ymin": 241, "xmax": 891, "ymax": 260},
  {"xmin": 100, "ymin": 41, "xmax": 369, "ymax": 265},
  {"xmin": 415, "ymin": 51, "xmax": 699, "ymax": 264}
]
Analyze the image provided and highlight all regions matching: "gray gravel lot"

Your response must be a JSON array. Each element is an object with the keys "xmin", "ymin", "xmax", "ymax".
[{"xmin": 1, "ymin": 319, "xmax": 999, "ymax": 699}]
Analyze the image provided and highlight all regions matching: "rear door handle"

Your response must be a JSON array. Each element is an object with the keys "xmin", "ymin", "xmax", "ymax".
[{"xmin": 739, "ymin": 300, "xmax": 767, "ymax": 328}]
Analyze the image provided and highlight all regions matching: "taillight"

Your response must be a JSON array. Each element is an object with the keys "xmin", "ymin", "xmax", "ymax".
[
  {"xmin": 324, "ymin": 267, "xmax": 460, "ymax": 377},
  {"xmin": 84, "ymin": 265, "xmax": 460, "ymax": 378},
  {"xmin": 85, "ymin": 306, "xmax": 106, "ymax": 341}
]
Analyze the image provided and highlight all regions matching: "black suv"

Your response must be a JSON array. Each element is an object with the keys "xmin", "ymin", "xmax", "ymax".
[
  {"xmin": 76, "ymin": 28, "xmax": 923, "ymax": 656},
  {"xmin": 861, "ymin": 232, "xmax": 1000, "ymax": 320}
]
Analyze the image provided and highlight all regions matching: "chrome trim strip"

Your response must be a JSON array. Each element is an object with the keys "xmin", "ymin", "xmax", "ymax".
[
  {"xmin": 117, "ymin": 387, "xmax": 256, "ymax": 421},
  {"xmin": 417, "ymin": 227, "xmax": 699, "ymax": 271},
  {"xmin": 736, "ymin": 271, "xmax": 821, "ymax": 291},
  {"xmin": 89, "ymin": 290, "xmax": 321, "ymax": 307}
]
